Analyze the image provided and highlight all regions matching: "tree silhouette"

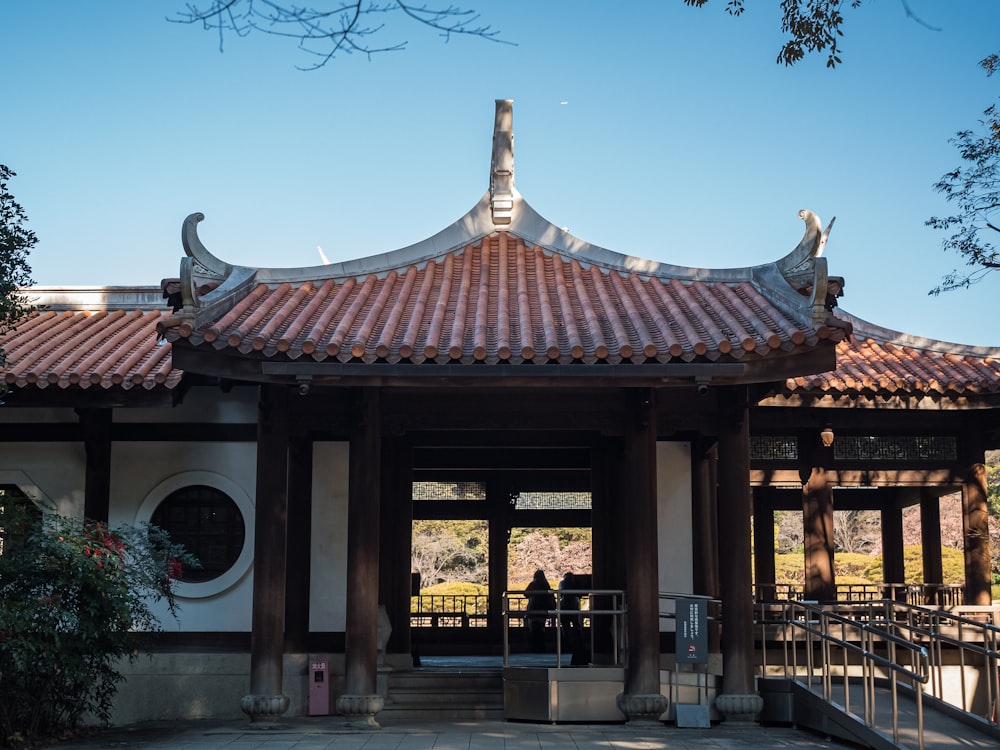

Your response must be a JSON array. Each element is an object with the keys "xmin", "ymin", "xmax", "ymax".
[{"xmin": 0, "ymin": 165, "xmax": 36, "ymax": 396}]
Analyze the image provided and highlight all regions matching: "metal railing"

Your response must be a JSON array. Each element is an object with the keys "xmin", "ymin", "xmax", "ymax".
[
  {"xmin": 501, "ymin": 588, "xmax": 626, "ymax": 667},
  {"xmin": 852, "ymin": 600, "xmax": 1000, "ymax": 726},
  {"xmin": 757, "ymin": 599, "xmax": 930, "ymax": 750}
]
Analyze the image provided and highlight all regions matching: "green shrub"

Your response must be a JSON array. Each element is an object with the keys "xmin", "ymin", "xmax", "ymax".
[
  {"xmin": 419, "ymin": 581, "xmax": 488, "ymax": 597},
  {"xmin": 412, "ymin": 582, "xmax": 489, "ymax": 615},
  {"xmin": 836, "ymin": 553, "xmax": 875, "ymax": 581},
  {"xmin": 864, "ymin": 546, "xmax": 965, "ymax": 584},
  {"xmin": 0, "ymin": 510, "xmax": 196, "ymax": 747}
]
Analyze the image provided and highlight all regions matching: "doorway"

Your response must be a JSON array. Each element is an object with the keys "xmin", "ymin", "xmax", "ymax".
[{"xmin": 409, "ymin": 474, "xmax": 593, "ymax": 656}]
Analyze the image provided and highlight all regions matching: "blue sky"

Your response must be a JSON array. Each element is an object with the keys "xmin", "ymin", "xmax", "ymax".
[{"xmin": 5, "ymin": 1, "xmax": 1000, "ymax": 345}]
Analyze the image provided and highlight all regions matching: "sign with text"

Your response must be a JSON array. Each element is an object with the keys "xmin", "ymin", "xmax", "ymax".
[{"xmin": 675, "ymin": 598, "xmax": 707, "ymax": 664}]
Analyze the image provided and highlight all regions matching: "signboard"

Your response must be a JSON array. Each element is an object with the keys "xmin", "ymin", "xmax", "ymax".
[{"xmin": 675, "ymin": 598, "xmax": 707, "ymax": 664}]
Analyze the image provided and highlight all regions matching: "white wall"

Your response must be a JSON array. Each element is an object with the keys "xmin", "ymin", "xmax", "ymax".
[
  {"xmin": 112, "ymin": 441, "xmax": 257, "ymax": 631},
  {"xmin": 0, "ymin": 443, "xmax": 86, "ymax": 516},
  {"xmin": 309, "ymin": 442, "xmax": 350, "ymax": 632},
  {"xmin": 657, "ymin": 441, "xmax": 693, "ymax": 631}
]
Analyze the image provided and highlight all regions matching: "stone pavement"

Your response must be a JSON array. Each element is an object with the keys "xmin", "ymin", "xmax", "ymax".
[{"xmin": 40, "ymin": 719, "xmax": 852, "ymax": 750}]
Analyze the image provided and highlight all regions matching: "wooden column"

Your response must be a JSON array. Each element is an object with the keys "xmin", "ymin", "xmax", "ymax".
[
  {"xmin": 77, "ymin": 408, "xmax": 112, "ymax": 522},
  {"xmin": 337, "ymin": 388, "xmax": 384, "ymax": 726},
  {"xmin": 715, "ymin": 387, "xmax": 762, "ymax": 723},
  {"xmin": 590, "ymin": 437, "xmax": 621, "ymax": 661},
  {"xmin": 960, "ymin": 433, "xmax": 991, "ymax": 605},
  {"xmin": 692, "ymin": 439, "xmax": 720, "ymax": 598},
  {"xmin": 241, "ymin": 385, "xmax": 291, "ymax": 724},
  {"xmin": 617, "ymin": 389, "xmax": 667, "ymax": 723},
  {"xmin": 802, "ymin": 466, "xmax": 835, "ymax": 602},
  {"xmin": 380, "ymin": 438, "xmax": 414, "ymax": 660},
  {"xmin": 919, "ymin": 489, "xmax": 944, "ymax": 605},
  {"xmin": 284, "ymin": 430, "xmax": 312, "ymax": 653},
  {"xmin": 880, "ymin": 493, "xmax": 905, "ymax": 601},
  {"xmin": 487, "ymin": 480, "xmax": 509, "ymax": 654},
  {"xmin": 693, "ymin": 439, "xmax": 721, "ymax": 653},
  {"xmin": 753, "ymin": 489, "xmax": 776, "ymax": 603}
]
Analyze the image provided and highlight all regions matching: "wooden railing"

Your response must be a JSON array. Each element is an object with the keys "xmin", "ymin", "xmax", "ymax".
[
  {"xmin": 410, "ymin": 594, "xmax": 489, "ymax": 628},
  {"xmin": 755, "ymin": 583, "xmax": 965, "ymax": 606}
]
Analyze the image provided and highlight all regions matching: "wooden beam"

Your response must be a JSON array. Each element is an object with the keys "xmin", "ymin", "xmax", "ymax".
[
  {"xmin": 802, "ymin": 467, "xmax": 835, "ymax": 602},
  {"xmin": 248, "ymin": 385, "xmax": 290, "ymax": 699},
  {"xmin": 752, "ymin": 489, "xmax": 776, "ymax": 602},
  {"xmin": 717, "ymin": 387, "xmax": 755, "ymax": 698},
  {"xmin": 77, "ymin": 408, "xmax": 112, "ymax": 522},
  {"xmin": 344, "ymin": 388, "xmax": 382, "ymax": 697},
  {"xmin": 919, "ymin": 489, "xmax": 944, "ymax": 604},
  {"xmin": 751, "ymin": 468, "xmax": 964, "ymax": 487},
  {"xmin": 621, "ymin": 389, "xmax": 661, "ymax": 701},
  {"xmin": 960, "ymin": 435, "xmax": 992, "ymax": 606},
  {"xmin": 880, "ymin": 503, "xmax": 905, "ymax": 597},
  {"xmin": 284, "ymin": 432, "xmax": 312, "ymax": 653}
]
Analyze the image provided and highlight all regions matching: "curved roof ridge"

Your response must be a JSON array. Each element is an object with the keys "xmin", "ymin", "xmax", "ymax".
[
  {"xmin": 839, "ymin": 309, "xmax": 1000, "ymax": 356},
  {"xmin": 174, "ymin": 101, "xmax": 837, "ymax": 336},
  {"xmin": 180, "ymin": 196, "xmax": 829, "ymax": 287}
]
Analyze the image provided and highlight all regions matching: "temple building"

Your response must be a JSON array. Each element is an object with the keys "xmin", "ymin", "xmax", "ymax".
[{"xmin": 1, "ymin": 101, "xmax": 996, "ymax": 728}]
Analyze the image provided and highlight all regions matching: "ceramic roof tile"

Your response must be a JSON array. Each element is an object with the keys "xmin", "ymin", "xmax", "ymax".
[
  {"xmin": 783, "ymin": 314, "xmax": 1000, "ymax": 399},
  {"xmin": 164, "ymin": 233, "xmax": 832, "ymax": 366},
  {"xmin": 8, "ymin": 291, "xmax": 1000, "ymax": 400},
  {"xmin": 1, "ymin": 309, "xmax": 181, "ymax": 391}
]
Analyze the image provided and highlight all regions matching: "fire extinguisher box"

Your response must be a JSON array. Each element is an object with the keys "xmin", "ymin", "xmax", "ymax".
[{"xmin": 308, "ymin": 660, "xmax": 330, "ymax": 716}]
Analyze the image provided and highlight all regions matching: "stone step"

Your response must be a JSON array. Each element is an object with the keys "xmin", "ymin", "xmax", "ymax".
[{"xmin": 378, "ymin": 669, "xmax": 505, "ymax": 723}]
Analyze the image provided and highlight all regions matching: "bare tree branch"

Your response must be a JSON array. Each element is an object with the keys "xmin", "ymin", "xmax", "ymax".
[{"xmin": 171, "ymin": 1, "xmax": 509, "ymax": 70}]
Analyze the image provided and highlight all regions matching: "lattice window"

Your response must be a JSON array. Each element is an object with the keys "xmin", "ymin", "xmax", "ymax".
[
  {"xmin": 151, "ymin": 485, "xmax": 246, "ymax": 583},
  {"xmin": 750, "ymin": 436, "xmax": 799, "ymax": 461},
  {"xmin": 833, "ymin": 436, "xmax": 957, "ymax": 462},
  {"xmin": 513, "ymin": 491, "xmax": 591, "ymax": 510},
  {"xmin": 412, "ymin": 481, "xmax": 487, "ymax": 501}
]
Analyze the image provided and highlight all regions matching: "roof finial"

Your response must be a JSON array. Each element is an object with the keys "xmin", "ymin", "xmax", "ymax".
[{"xmin": 490, "ymin": 99, "xmax": 514, "ymax": 225}]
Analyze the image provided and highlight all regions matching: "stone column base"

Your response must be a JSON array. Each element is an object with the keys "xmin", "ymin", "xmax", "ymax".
[
  {"xmin": 616, "ymin": 692, "xmax": 668, "ymax": 726},
  {"xmin": 240, "ymin": 693, "xmax": 290, "ymax": 727},
  {"xmin": 714, "ymin": 692, "xmax": 763, "ymax": 725},
  {"xmin": 336, "ymin": 693, "xmax": 385, "ymax": 729}
]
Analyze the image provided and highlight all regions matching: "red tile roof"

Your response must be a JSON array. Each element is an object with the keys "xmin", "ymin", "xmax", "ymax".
[
  {"xmin": 1, "ymin": 307, "xmax": 180, "ymax": 391},
  {"xmin": 5, "ymin": 297, "xmax": 999, "ymax": 401},
  {"xmin": 783, "ymin": 313, "xmax": 1000, "ymax": 399},
  {"xmin": 161, "ymin": 231, "xmax": 842, "ymax": 366}
]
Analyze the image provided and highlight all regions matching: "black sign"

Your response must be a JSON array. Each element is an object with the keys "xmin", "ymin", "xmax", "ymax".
[{"xmin": 676, "ymin": 598, "xmax": 707, "ymax": 664}]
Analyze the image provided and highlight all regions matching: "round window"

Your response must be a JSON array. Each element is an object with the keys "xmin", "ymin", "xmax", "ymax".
[{"xmin": 151, "ymin": 485, "xmax": 246, "ymax": 583}]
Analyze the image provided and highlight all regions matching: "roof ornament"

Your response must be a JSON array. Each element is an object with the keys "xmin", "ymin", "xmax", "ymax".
[
  {"xmin": 174, "ymin": 213, "xmax": 257, "ymax": 331},
  {"xmin": 768, "ymin": 210, "xmax": 845, "ymax": 325},
  {"xmin": 490, "ymin": 99, "xmax": 515, "ymax": 225}
]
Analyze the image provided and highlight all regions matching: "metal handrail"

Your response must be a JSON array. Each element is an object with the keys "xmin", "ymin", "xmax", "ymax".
[
  {"xmin": 501, "ymin": 588, "xmax": 626, "ymax": 668},
  {"xmin": 858, "ymin": 600, "xmax": 1000, "ymax": 725},
  {"xmin": 758, "ymin": 599, "xmax": 930, "ymax": 750}
]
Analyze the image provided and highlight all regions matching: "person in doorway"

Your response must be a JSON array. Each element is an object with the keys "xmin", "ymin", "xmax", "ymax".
[
  {"xmin": 559, "ymin": 571, "xmax": 583, "ymax": 652},
  {"xmin": 524, "ymin": 569, "xmax": 555, "ymax": 653}
]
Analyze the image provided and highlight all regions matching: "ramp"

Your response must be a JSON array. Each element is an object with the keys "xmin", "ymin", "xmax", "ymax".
[{"xmin": 785, "ymin": 678, "xmax": 1000, "ymax": 750}]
